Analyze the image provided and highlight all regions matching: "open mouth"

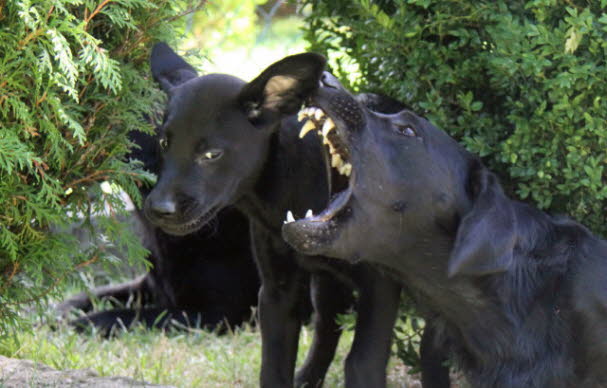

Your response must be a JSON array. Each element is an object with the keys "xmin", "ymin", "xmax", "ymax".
[
  {"xmin": 159, "ymin": 206, "xmax": 219, "ymax": 236},
  {"xmin": 281, "ymin": 100, "xmax": 355, "ymax": 255},
  {"xmin": 298, "ymin": 106, "xmax": 352, "ymax": 178}
]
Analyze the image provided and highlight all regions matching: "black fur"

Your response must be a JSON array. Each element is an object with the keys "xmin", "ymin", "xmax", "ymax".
[
  {"xmin": 143, "ymin": 45, "xmax": 448, "ymax": 388},
  {"xmin": 283, "ymin": 76, "xmax": 607, "ymax": 388},
  {"xmin": 57, "ymin": 128, "xmax": 259, "ymax": 336}
]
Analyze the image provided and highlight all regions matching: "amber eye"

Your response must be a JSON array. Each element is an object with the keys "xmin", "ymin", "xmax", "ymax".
[
  {"xmin": 159, "ymin": 137, "xmax": 168, "ymax": 150},
  {"xmin": 395, "ymin": 125, "xmax": 417, "ymax": 137},
  {"xmin": 198, "ymin": 149, "xmax": 223, "ymax": 163}
]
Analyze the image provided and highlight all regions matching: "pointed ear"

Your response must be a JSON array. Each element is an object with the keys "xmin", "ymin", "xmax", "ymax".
[
  {"xmin": 150, "ymin": 42, "xmax": 197, "ymax": 92},
  {"xmin": 238, "ymin": 53, "xmax": 326, "ymax": 120},
  {"xmin": 447, "ymin": 161, "xmax": 518, "ymax": 277}
]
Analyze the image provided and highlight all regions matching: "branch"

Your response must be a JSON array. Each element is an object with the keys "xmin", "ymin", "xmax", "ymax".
[
  {"xmin": 65, "ymin": 169, "xmax": 142, "ymax": 188},
  {"xmin": 84, "ymin": 0, "xmax": 113, "ymax": 28},
  {"xmin": 2, "ymin": 254, "xmax": 99, "ymax": 306}
]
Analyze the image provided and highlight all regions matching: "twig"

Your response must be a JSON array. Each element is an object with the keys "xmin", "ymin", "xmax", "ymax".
[
  {"xmin": 84, "ymin": 0, "xmax": 113, "ymax": 28},
  {"xmin": 2, "ymin": 254, "xmax": 99, "ymax": 306},
  {"xmin": 66, "ymin": 169, "xmax": 141, "ymax": 188}
]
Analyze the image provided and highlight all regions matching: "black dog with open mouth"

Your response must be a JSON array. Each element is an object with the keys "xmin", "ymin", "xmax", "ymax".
[
  {"xmin": 143, "ymin": 45, "xmax": 449, "ymax": 388},
  {"xmin": 282, "ymin": 75, "xmax": 607, "ymax": 387}
]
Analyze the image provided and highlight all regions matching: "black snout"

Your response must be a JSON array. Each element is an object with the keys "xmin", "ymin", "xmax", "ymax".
[
  {"xmin": 320, "ymin": 72, "xmax": 344, "ymax": 90},
  {"xmin": 144, "ymin": 194, "xmax": 177, "ymax": 222}
]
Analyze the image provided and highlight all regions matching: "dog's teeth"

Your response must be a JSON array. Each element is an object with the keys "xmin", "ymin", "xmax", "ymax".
[
  {"xmin": 286, "ymin": 210, "xmax": 295, "ymax": 223},
  {"xmin": 297, "ymin": 110, "xmax": 307, "ymax": 122},
  {"xmin": 331, "ymin": 153, "xmax": 343, "ymax": 168},
  {"xmin": 327, "ymin": 142, "xmax": 336, "ymax": 154},
  {"xmin": 322, "ymin": 118, "xmax": 335, "ymax": 137},
  {"xmin": 305, "ymin": 209, "xmax": 313, "ymax": 218},
  {"xmin": 314, "ymin": 109, "xmax": 325, "ymax": 121},
  {"xmin": 337, "ymin": 163, "xmax": 352, "ymax": 177},
  {"xmin": 299, "ymin": 120, "xmax": 317, "ymax": 138}
]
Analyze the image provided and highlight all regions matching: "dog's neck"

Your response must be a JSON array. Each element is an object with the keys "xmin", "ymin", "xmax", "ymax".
[
  {"xmin": 237, "ymin": 117, "xmax": 329, "ymax": 234},
  {"xmin": 396, "ymin": 203, "xmax": 576, "ymax": 384}
]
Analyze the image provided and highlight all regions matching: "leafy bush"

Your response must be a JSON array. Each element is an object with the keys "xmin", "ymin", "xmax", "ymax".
[
  {"xmin": 303, "ymin": 0, "xmax": 607, "ymax": 235},
  {"xmin": 0, "ymin": 0, "xmax": 204, "ymax": 335},
  {"xmin": 302, "ymin": 0, "xmax": 607, "ymax": 370}
]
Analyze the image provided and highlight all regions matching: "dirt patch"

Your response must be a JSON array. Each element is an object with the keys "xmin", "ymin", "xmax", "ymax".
[{"xmin": 0, "ymin": 356, "xmax": 173, "ymax": 388}]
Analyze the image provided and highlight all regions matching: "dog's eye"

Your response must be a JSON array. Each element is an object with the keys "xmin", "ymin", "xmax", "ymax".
[
  {"xmin": 395, "ymin": 125, "xmax": 417, "ymax": 137},
  {"xmin": 159, "ymin": 137, "xmax": 169, "ymax": 150},
  {"xmin": 199, "ymin": 149, "xmax": 223, "ymax": 163}
]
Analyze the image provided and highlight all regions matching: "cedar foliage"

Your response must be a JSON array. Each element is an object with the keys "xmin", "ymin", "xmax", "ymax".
[{"xmin": 0, "ymin": 0, "xmax": 204, "ymax": 335}]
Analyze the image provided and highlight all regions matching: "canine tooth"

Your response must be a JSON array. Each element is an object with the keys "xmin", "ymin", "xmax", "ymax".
[
  {"xmin": 331, "ymin": 153, "xmax": 343, "ymax": 168},
  {"xmin": 297, "ymin": 110, "xmax": 307, "ymax": 122},
  {"xmin": 314, "ymin": 109, "xmax": 325, "ymax": 120},
  {"xmin": 305, "ymin": 209, "xmax": 313, "ymax": 218},
  {"xmin": 342, "ymin": 163, "xmax": 352, "ymax": 177},
  {"xmin": 286, "ymin": 210, "xmax": 295, "ymax": 223},
  {"xmin": 327, "ymin": 142, "xmax": 336, "ymax": 154},
  {"xmin": 299, "ymin": 120, "xmax": 317, "ymax": 138},
  {"xmin": 322, "ymin": 118, "xmax": 335, "ymax": 137}
]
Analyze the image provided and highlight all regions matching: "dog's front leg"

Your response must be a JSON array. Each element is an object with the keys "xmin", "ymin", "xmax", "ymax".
[
  {"xmin": 345, "ymin": 267, "xmax": 401, "ymax": 388},
  {"xmin": 252, "ymin": 223, "xmax": 310, "ymax": 388},
  {"xmin": 295, "ymin": 271, "xmax": 353, "ymax": 387},
  {"xmin": 420, "ymin": 322, "xmax": 451, "ymax": 388}
]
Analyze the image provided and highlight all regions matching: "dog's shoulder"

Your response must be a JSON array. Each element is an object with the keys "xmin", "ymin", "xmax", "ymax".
[{"xmin": 535, "ymin": 214, "xmax": 607, "ymax": 317}]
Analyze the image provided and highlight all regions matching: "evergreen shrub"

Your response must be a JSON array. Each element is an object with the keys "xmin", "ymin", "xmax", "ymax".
[{"xmin": 0, "ymin": 0, "xmax": 204, "ymax": 335}]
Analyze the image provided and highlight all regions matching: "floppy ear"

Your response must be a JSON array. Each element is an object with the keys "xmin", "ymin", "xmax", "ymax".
[
  {"xmin": 447, "ymin": 162, "xmax": 518, "ymax": 277},
  {"xmin": 150, "ymin": 42, "xmax": 197, "ymax": 92},
  {"xmin": 237, "ymin": 53, "xmax": 326, "ymax": 121}
]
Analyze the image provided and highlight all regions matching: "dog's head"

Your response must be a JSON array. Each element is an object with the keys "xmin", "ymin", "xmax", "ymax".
[
  {"xmin": 282, "ymin": 79, "xmax": 518, "ymax": 277},
  {"xmin": 143, "ymin": 43, "xmax": 325, "ymax": 235}
]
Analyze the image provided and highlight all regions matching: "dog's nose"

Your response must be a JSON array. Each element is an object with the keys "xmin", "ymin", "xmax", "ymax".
[
  {"xmin": 145, "ymin": 197, "xmax": 177, "ymax": 220},
  {"xmin": 320, "ymin": 71, "xmax": 343, "ymax": 90}
]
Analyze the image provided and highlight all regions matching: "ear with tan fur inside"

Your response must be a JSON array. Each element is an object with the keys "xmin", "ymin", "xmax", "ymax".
[
  {"xmin": 263, "ymin": 76, "xmax": 299, "ymax": 109},
  {"xmin": 237, "ymin": 52, "xmax": 326, "ymax": 120}
]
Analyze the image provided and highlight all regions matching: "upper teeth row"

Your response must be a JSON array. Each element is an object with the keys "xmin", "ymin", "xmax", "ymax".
[
  {"xmin": 297, "ymin": 106, "xmax": 352, "ymax": 177},
  {"xmin": 284, "ymin": 209, "xmax": 314, "ymax": 224},
  {"xmin": 298, "ymin": 107, "xmax": 325, "ymax": 122}
]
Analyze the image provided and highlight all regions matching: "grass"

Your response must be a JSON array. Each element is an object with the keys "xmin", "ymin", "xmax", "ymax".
[
  {"xmin": 1, "ymin": 310, "xmax": 424, "ymax": 387},
  {"xmin": 0, "ymin": 277, "xmax": 428, "ymax": 387},
  {"xmin": 6, "ymin": 322, "xmax": 271, "ymax": 387}
]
